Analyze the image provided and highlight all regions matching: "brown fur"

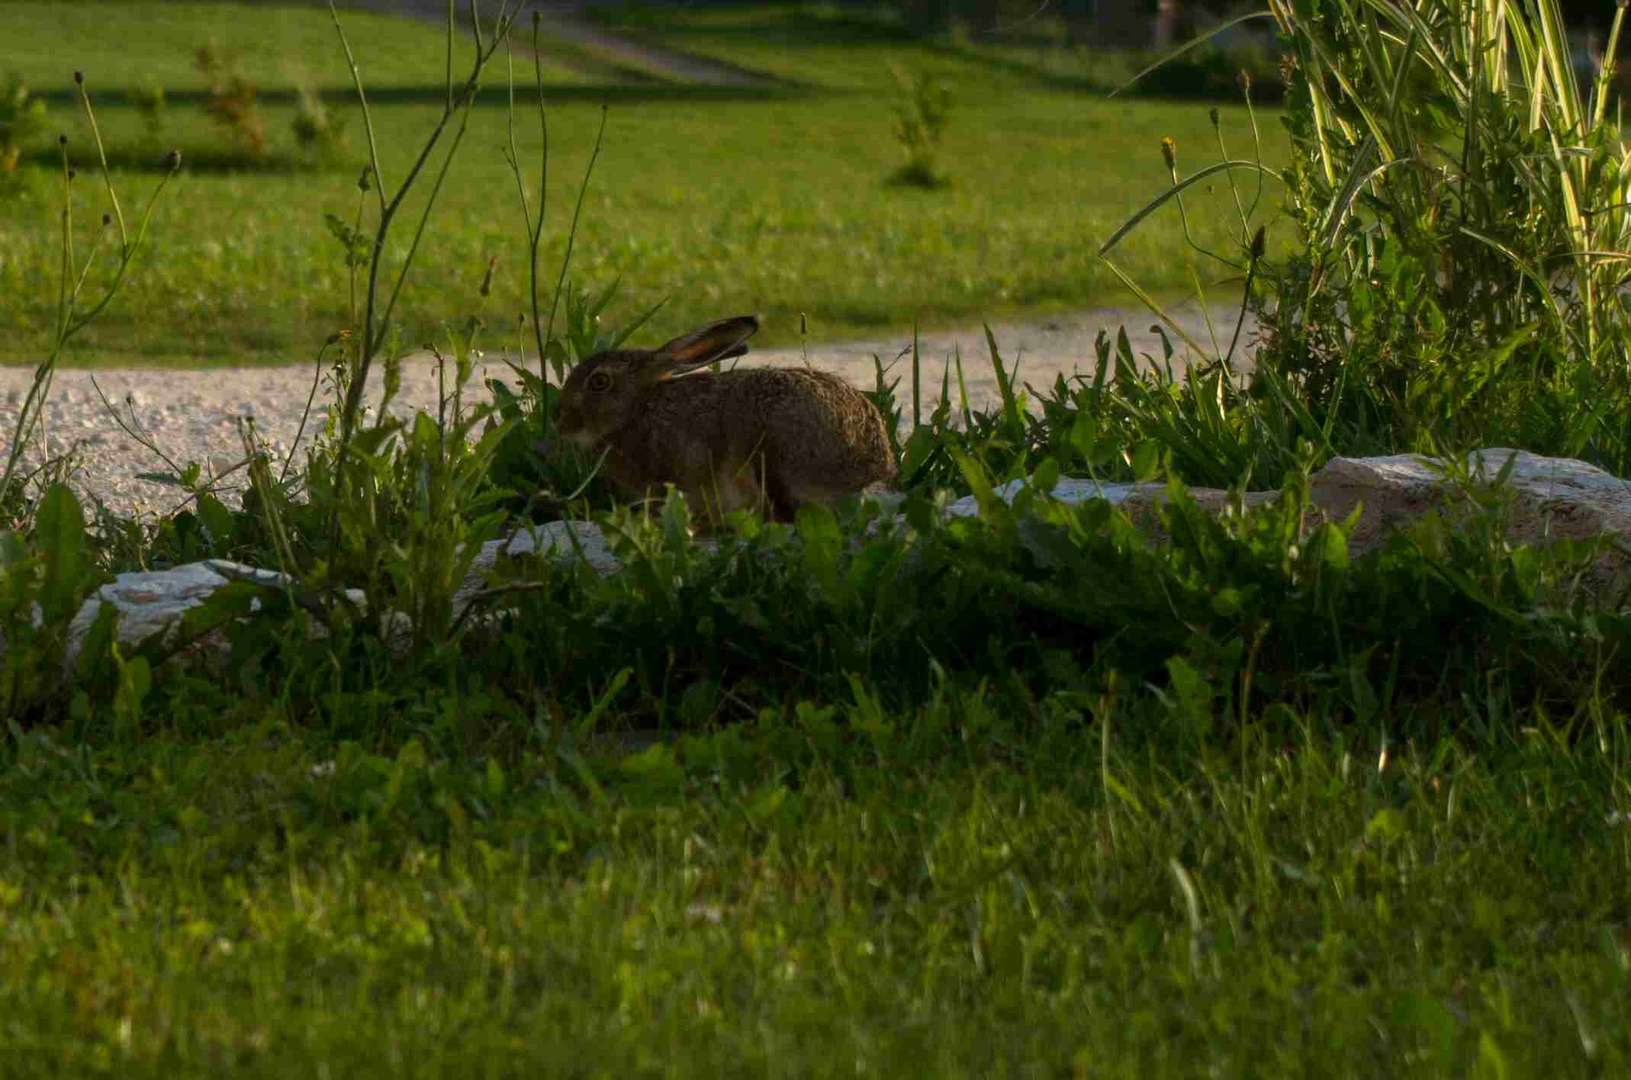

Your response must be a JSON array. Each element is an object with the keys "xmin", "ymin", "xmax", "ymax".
[{"xmin": 556, "ymin": 316, "xmax": 897, "ymax": 522}]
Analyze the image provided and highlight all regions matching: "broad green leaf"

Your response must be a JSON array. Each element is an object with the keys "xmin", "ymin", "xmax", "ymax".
[
  {"xmin": 113, "ymin": 653, "xmax": 152, "ymax": 724},
  {"xmin": 1030, "ymin": 458, "xmax": 1060, "ymax": 495},
  {"xmin": 797, "ymin": 503, "xmax": 843, "ymax": 595},
  {"xmin": 196, "ymin": 493, "xmax": 236, "ymax": 551},
  {"xmin": 1365, "ymin": 807, "xmax": 1407, "ymax": 844},
  {"xmin": 1390, "ymin": 992, "xmax": 1456, "ymax": 1069},
  {"xmin": 1317, "ymin": 523, "xmax": 1350, "ymax": 570},
  {"xmin": 36, "ymin": 484, "xmax": 87, "ymax": 625},
  {"xmin": 1129, "ymin": 441, "xmax": 1161, "ymax": 482}
]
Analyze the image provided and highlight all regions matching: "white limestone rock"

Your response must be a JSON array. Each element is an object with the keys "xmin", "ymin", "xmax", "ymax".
[
  {"xmin": 452, "ymin": 520, "xmax": 618, "ymax": 615},
  {"xmin": 54, "ymin": 521, "xmax": 618, "ymax": 669},
  {"xmin": 63, "ymin": 560, "xmax": 371, "ymax": 668},
  {"xmin": 67, "ymin": 560, "xmax": 241, "ymax": 662},
  {"xmin": 1310, "ymin": 448, "xmax": 1631, "ymax": 552}
]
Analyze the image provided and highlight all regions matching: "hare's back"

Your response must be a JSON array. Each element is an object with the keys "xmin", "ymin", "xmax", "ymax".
[
  {"xmin": 720, "ymin": 368, "xmax": 875, "ymax": 435},
  {"xmin": 724, "ymin": 368, "xmax": 894, "ymax": 485}
]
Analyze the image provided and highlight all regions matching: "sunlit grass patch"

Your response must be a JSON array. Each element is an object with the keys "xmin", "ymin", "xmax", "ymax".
[{"xmin": 0, "ymin": 1, "xmax": 1284, "ymax": 365}]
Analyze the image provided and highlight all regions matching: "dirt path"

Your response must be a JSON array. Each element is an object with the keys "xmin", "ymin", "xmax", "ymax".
[
  {"xmin": 0, "ymin": 302, "xmax": 1248, "ymax": 518},
  {"xmin": 750, "ymin": 300, "xmax": 1256, "ymax": 405},
  {"xmin": 342, "ymin": 0, "xmax": 781, "ymax": 87},
  {"xmin": 525, "ymin": 2, "xmax": 782, "ymax": 87}
]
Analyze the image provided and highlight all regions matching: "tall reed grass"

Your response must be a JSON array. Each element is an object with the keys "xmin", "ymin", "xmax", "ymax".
[
  {"xmin": 1101, "ymin": 0, "xmax": 1631, "ymax": 483},
  {"xmin": 1267, "ymin": 0, "xmax": 1630, "ymax": 427}
]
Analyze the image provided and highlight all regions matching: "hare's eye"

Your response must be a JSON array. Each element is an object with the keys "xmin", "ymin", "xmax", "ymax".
[{"xmin": 587, "ymin": 371, "xmax": 613, "ymax": 392}]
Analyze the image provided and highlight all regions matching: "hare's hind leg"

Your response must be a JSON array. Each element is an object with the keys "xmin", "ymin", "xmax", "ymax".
[
  {"xmin": 763, "ymin": 460, "xmax": 858, "ymax": 520},
  {"xmin": 763, "ymin": 437, "xmax": 873, "ymax": 516}
]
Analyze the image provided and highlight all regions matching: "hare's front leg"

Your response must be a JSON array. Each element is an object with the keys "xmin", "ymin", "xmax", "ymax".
[{"xmin": 680, "ymin": 452, "xmax": 770, "ymax": 529}]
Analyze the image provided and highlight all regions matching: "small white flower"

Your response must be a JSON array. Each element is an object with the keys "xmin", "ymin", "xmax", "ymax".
[{"xmin": 685, "ymin": 902, "xmax": 723, "ymax": 925}]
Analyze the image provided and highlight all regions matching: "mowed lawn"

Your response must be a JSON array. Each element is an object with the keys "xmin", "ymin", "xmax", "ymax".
[
  {"xmin": 4, "ymin": 700, "xmax": 1627, "ymax": 1075},
  {"xmin": 0, "ymin": 2, "xmax": 1284, "ymax": 365}
]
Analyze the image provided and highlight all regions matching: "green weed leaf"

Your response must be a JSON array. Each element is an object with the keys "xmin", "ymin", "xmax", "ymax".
[
  {"xmin": 36, "ymin": 484, "xmax": 88, "ymax": 625},
  {"xmin": 1129, "ymin": 441, "xmax": 1161, "ymax": 482}
]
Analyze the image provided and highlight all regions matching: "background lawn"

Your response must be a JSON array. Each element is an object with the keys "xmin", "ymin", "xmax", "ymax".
[{"xmin": 0, "ymin": 1, "xmax": 1283, "ymax": 365}]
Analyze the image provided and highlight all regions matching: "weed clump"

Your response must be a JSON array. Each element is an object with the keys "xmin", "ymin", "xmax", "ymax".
[
  {"xmin": 195, "ymin": 39, "xmax": 265, "ymax": 159},
  {"xmin": 887, "ymin": 65, "xmax": 952, "ymax": 188},
  {"xmin": 292, "ymin": 83, "xmax": 347, "ymax": 166},
  {"xmin": 129, "ymin": 77, "xmax": 167, "ymax": 148},
  {"xmin": 0, "ymin": 73, "xmax": 47, "ymax": 175}
]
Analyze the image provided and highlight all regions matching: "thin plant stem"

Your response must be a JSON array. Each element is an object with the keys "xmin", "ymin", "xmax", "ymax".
[
  {"xmin": 88, "ymin": 374, "xmax": 185, "ymax": 476},
  {"xmin": 329, "ymin": 0, "xmax": 387, "ymax": 219},
  {"xmin": 1225, "ymin": 233, "xmax": 1263, "ymax": 370},
  {"xmin": 912, "ymin": 319, "xmax": 922, "ymax": 432},
  {"xmin": 531, "ymin": 13, "xmax": 550, "ymax": 380},
  {"xmin": 75, "ymin": 78, "xmax": 126, "ymax": 246},
  {"xmin": 501, "ymin": 18, "xmax": 552, "ymax": 383},
  {"xmin": 281, "ymin": 338, "xmax": 336, "ymax": 485},
  {"xmin": 373, "ymin": 96, "xmax": 479, "ymax": 352},
  {"xmin": 543, "ymin": 104, "xmax": 609, "ymax": 377},
  {"xmin": 65, "ymin": 163, "xmax": 179, "ymax": 338},
  {"xmin": 1, "ymin": 115, "xmax": 177, "ymax": 512},
  {"xmin": 331, "ymin": 0, "xmax": 520, "ymax": 449}
]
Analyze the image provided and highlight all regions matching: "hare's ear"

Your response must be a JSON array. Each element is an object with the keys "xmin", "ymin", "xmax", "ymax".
[{"xmin": 656, "ymin": 315, "xmax": 759, "ymax": 375}]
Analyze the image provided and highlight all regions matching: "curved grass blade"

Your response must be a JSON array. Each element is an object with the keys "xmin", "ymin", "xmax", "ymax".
[
  {"xmin": 1099, "ymin": 160, "xmax": 1279, "ymax": 256},
  {"xmin": 1109, "ymin": 12, "xmax": 1276, "ymax": 98}
]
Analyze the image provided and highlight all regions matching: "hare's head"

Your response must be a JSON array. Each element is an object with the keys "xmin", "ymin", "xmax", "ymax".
[{"xmin": 556, "ymin": 316, "xmax": 759, "ymax": 448}]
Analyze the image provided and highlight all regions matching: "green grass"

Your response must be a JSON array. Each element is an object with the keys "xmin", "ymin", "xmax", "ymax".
[
  {"xmin": 588, "ymin": 2, "xmax": 1284, "ymax": 99},
  {"xmin": 3, "ymin": 699, "xmax": 1627, "ymax": 1075},
  {"xmin": 0, "ymin": 1, "xmax": 1282, "ymax": 365},
  {"xmin": 0, "ymin": 1, "xmax": 626, "ymax": 91},
  {"xmin": 588, "ymin": 3, "xmax": 963, "ymax": 91},
  {"xmin": 11, "ymin": 1, "xmax": 1630, "ymax": 1072}
]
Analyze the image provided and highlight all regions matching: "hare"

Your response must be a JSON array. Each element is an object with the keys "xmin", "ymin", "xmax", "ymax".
[{"xmin": 556, "ymin": 315, "xmax": 897, "ymax": 522}]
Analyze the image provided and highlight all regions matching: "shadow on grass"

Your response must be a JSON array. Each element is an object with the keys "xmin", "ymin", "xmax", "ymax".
[
  {"xmin": 586, "ymin": 7, "xmax": 1279, "ymax": 104},
  {"xmin": 32, "ymin": 82, "xmax": 814, "ymax": 109},
  {"xmin": 589, "ymin": 7, "xmax": 921, "ymax": 48},
  {"xmin": 20, "ymin": 145, "xmax": 336, "ymax": 175},
  {"xmin": 928, "ymin": 42, "xmax": 1289, "ymax": 103}
]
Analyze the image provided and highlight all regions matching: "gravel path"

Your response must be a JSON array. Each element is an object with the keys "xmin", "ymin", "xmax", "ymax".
[
  {"xmin": 0, "ymin": 302, "xmax": 1250, "ymax": 518},
  {"xmin": 342, "ymin": 0, "xmax": 781, "ymax": 87},
  {"xmin": 524, "ymin": 2, "xmax": 782, "ymax": 87}
]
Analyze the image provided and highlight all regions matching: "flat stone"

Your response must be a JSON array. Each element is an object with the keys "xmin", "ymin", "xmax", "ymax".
[
  {"xmin": 68, "ymin": 560, "xmax": 236, "ymax": 660},
  {"xmin": 970, "ymin": 448, "xmax": 1631, "ymax": 560},
  {"xmin": 1310, "ymin": 448, "xmax": 1631, "ymax": 553},
  {"xmin": 64, "ymin": 560, "xmax": 369, "ymax": 668}
]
